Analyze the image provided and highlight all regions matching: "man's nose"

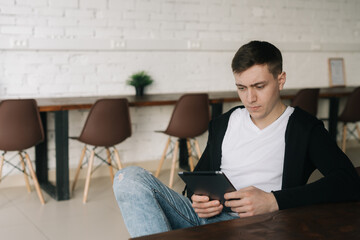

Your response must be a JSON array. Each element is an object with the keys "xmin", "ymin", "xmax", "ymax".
[{"xmin": 247, "ymin": 89, "xmax": 257, "ymax": 103}]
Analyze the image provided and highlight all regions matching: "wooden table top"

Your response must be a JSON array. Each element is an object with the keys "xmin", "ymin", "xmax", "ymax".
[
  {"xmin": 132, "ymin": 201, "xmax": 360, "ymax": 240},
  {"xmin": 34, "ymin": 86, "xmax": 356, "ymax": 112}
]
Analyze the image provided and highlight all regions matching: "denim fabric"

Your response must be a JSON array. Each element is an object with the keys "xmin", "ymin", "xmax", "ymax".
[{"xmin": 113, "ymin": 166, "xmax": 238, "ymax": 238}]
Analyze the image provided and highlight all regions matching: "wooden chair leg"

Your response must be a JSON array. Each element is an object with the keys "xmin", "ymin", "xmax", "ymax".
[
  {"xmin": 19, "ymin": 153, "xmax": 31, "ymax": 193},
  {"xmin": 83, "ymin": 149, "xmax": 95, "ymax": 203},
  {"xmin": 187, "ymin": 139, "xmax": 194, "ymax": 172},
  {"xmin": 155, "ymin": 137, "xmax": 171, "ymax": 178},
  {"xmin": 0, "ymin": 154, "xmax": 4, "ymax": 183},
  {"xmin": 24, "ymin": 152, "xmax": 45, "ymax": 205},
  {"xmin": 113, "ymin": 148, "xmax": 123, "ymax": 170},
  {"xmin": 356, "ymin": 124, "xmax": 360, "ymax": 141},
  {"xmin": 106, "ymin": 148, "xmax": 114, "ymax": 184},
  {"xmin": 194, "ymin": 139, "xmax": 202, "ymax": 159},
  {"xmin": 169, "ymin": 140, "xmax": 179, "ymax": 189},
  {"xmin": 72, "ymin": 146, "xmax": 86, "ymax": 192},
  {"xmin": 342, "ymin": 124, "xmax": 347, "ymax": 153}
]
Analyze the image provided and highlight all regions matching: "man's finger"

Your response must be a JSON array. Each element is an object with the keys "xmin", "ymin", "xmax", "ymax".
[
  {"xmin": 191, "ymin": 194, "xmax": 209, "ymax": 202},
  {"xmin": 224, "ymin": 198, "xmax": 243, "ymax": 207},
  {"xmin": 194, "ymin": 204, "xmax": 223, "ymax": 214},
  {"xmin": 238, "ymin": 211, "xmax": 255, "ymax": 218},
  {"xmin": 224, "ymin": 190, "xmax": 243, "ymax": 200},
  {"xmin": 225, "ymin": 197, "xmax": 251, "ymax": 208},
  {"xmin": 231, "ymin": 205, "xmax": 252, "ymax": 214},
  {"xmin": 197, "ymin": 208, "xmax": 223, "ymax": 218},
  {"xmin": 192, "ymin": 200, "xmax": 220, "ymax": 209},
  {"xmin": 224, "ymin": 186, "xmax": 256, "ymax": 200}
]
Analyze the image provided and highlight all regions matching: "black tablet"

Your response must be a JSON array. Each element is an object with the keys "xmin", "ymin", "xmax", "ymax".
[{"xmin": 178, "ymin": 171, "xmax": 236, "ymax": 212}]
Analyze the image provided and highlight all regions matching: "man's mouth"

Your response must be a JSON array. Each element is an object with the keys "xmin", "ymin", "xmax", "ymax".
[{"xmin": 248, "ymin": 106, "xmax": 261, "ymax": 111}]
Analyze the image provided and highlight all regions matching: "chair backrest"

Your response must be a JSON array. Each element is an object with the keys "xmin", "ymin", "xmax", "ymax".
[
  {"xmin": 338, "ymin": 87, "xmax": 360, "ymax": 123},
  {"xmin": 78, "ymin": 98, "xmax": 131, "ymax": 147},
  {"xmin": 290, "ymin": 88, "xmax": 320, "ymax": 116},
  {"xmin": 0, "ymin": 99, "xmax": 44, "ymax": 151},
  {"xmin": 356, "ymin": 167, "xmax": 360, "ymax": 177},
  {"xmin": 164, "ymin": 94, "xmax": 210, "ymax": 138}
]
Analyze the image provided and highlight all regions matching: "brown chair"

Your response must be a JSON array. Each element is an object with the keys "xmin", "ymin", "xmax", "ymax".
[
  {"xmin": 338, "ymin": 87, "xmax": 360, "ymax": 153},
  {"xmin": 155, "ymin": 94, "xmax": 210, "ymax": 188},
  {"xmin": 291, "ymin": 88, "xmax": 320, "ymax": 116},
  {"xmin": 356, "ymin": 167, "xmax": 360, "ymax": 176},
  {"xmin": 71, "ymin": 98, "xmax": 131, "ymax": 203},
  {"xmin": 0, "ymin": 99, "xmax": 45, "ymax": 204}
]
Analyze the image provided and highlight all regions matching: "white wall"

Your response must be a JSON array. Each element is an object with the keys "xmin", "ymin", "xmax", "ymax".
[{"xmin": 1, "ymin": 0, "xmax": 360, "ymax": 181}]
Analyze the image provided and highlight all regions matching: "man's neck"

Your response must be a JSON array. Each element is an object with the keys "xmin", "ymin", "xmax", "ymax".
[{"xmin": 251, "ymin": 102, "xmax": 287, "ymax": 130}]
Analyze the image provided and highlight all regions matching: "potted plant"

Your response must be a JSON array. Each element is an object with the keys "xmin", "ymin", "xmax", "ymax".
[{"xmin": 126, "ymin": 71, "xmax": 154, "ymax": 96}]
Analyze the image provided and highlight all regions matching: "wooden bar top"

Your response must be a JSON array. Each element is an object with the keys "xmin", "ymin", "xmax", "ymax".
[
  {"xmin": 132, "ymin": 201, "xmax": 360, "ymax": 240},
  {"xmin": 34, "ymin": 86, "xmax": 356, "ymax": 112}
]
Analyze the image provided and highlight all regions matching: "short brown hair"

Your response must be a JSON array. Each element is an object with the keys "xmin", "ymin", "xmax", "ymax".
[{"xmin": 231, "ymin": 41, "xmax": 283, "ymax": 78}]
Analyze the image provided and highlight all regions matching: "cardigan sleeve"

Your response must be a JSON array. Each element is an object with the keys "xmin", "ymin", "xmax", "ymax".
[{"xmin": 273, "ymin": 123, "xmax": 360, "ymax": 210}]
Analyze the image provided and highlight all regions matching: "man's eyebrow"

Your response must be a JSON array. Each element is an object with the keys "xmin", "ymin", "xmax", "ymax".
[
  {"xmin": 251, "ymin": 81, "xmax": 267, "ymax": 87},
  {"xmin": 235, "ymin": 81, "xmax": 267, "ymax": 87}
]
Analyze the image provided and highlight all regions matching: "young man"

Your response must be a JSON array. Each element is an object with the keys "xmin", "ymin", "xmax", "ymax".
[{"xmin": 113, "ymin": 41, "xmax": 360, "ymax": 238}]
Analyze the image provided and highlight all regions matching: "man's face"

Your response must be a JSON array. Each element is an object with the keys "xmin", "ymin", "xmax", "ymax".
[{"xmin": 234, "ymin": 64, "xmax": 286, "ymax": 127}]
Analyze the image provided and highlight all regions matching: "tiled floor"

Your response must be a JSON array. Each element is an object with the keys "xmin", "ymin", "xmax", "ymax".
[
  {"xmin": 1, "ymin": 146, "xmax": 359, "ymax": 240},
  {"xmin": 0, "ymin": 166, "xmax": 186, "ymax": 240}
]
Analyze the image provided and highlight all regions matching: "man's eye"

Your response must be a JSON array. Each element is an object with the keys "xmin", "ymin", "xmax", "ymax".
[
  {"xmin": 256, "ymin": 85, "xmax": 264, "ymax": 89},
  {"xmin": 237, "ymin": 87, "xmax": 245, "ymax": 90}
]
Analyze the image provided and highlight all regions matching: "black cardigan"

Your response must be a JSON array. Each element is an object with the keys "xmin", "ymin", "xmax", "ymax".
[{"xmin": 187, "ymin": 106, "xmax": 360, "ymax": 210}]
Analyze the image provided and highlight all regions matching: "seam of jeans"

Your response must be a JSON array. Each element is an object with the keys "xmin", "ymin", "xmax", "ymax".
[
  {"xmin": 151, "ymin": 190, "xmax": 172, "ymax": 231},
  {"xmin": 153, "ymin": 189, "xmax": 198, "ymax": 227}
]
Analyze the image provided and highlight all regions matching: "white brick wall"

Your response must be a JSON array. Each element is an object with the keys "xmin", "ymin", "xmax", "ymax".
[{"xmin": 1, "ymin": 0, "xmax": 360, "ymax": 179}]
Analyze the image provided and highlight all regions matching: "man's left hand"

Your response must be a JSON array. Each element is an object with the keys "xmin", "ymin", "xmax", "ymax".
[{"xmin": 224, "ymin": 186, "xmax": 279, "ymax": 217}]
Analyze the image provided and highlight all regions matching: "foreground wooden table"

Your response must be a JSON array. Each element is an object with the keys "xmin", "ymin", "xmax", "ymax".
[
  {"xmin": 132, "ymin": 201, "xmax": 360, "ymax": 240},
  {"xmin": 34, "ymin": 87, "xmax": 355, "ymax": 201}
]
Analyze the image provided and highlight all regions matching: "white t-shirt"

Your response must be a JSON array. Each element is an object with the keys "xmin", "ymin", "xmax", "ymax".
[{"xmin": 220, "ymin": 106, "xmax": 294, "ymax": 193}]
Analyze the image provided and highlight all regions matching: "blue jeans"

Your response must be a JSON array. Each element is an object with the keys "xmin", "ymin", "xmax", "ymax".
[{"xmin": 113, "ymin": 166, "xmax": 238, "ymax": 238}]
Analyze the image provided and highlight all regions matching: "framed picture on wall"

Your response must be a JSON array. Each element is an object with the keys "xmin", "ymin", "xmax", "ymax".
[{"xmin": 328, "ymin": 58, "xmax": 346, "ymax": 87}]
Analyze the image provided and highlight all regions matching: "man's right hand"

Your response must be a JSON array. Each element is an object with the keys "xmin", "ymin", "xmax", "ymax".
[{"xmin": 191, "ymin": 194, "xmax": 223, "ymax": 218}]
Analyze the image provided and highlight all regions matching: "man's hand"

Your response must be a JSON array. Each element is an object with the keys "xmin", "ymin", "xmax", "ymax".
[
  {"xmin": 191, "ymin": 194, "xmax": 223, "ymax": 218},
  {"xmin": 224, "ymin": 186, "xmax": 279, "ymax": 217}
]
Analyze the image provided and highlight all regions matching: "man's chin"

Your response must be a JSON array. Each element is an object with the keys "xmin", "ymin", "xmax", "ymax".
[{"xmin": 247, "ymin": 110, "xmax": 264, "ymax": 120}]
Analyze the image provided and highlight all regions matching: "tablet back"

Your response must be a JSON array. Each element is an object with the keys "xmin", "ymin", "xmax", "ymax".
[{"xmin": 178, "ymin": 171, "xmax": 236, "ymax": 211}]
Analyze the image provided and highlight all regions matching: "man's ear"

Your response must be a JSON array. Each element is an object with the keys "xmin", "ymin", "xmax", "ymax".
[{"xmin": 278, "ymin": 72, "xmax": 286, "ymax": 90}]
